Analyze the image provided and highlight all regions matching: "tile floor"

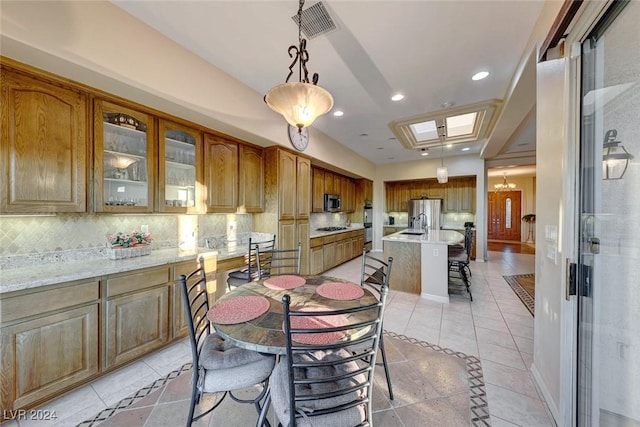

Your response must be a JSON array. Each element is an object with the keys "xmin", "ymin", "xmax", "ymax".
[{"xmin": 1, "ymin": 250, "xmax": 556, "ymax": 427}]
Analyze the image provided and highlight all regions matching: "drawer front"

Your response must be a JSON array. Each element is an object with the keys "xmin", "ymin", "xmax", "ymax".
[
  {"xmin": 1, "ymin": 280, "xmax": 99, "ymax": 324},
  {"xmin": 106, "ymin": 267, "xmax": 169, "ymax": 297}
]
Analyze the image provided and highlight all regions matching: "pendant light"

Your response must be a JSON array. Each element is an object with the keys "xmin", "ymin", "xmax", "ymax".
[
  {"xmin": 264, "ymin": 0, "xmax": 334, "ymax": 130},
  {"xmin": 436, "ymin": 122, "xmax": 448, "ymax": 183}
]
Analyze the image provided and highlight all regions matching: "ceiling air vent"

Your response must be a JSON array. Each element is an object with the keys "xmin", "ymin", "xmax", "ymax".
[{"xmin": 292, "ymin": 1, "xmax": 337, "ymax": 39}]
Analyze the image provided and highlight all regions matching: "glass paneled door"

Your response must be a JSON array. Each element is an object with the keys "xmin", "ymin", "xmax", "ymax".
[{"xmin": 577, "ymin": 1, "xmax": 639, "ymax": 425}]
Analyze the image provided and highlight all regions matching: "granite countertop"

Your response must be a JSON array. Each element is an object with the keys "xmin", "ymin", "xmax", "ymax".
[
  {"xmin": 0, "ymin": 247, "xmax": 244, "ymax": 295},
  {"xmin": 383, "ymin": 224, "xmax": 408, "ymax": 228},
  {"xmin": 382, "ymin": 228, "xmax": 464, "ymax": 245},
  {"xmin": 310, "ymin": 225, "xmax": 365, "ymax": 239}
]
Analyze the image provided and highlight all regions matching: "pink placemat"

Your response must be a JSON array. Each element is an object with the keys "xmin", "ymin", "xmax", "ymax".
[
  {"xmin": 288, "ymin": 307, "xmax": 349, "ymax": 345},
  {"xmin": 316, "ymin": 282, "xmax": 365, "ymax": 300},
  {"xmin": 207, "ymin": 296, "xmax": 270, "ymax": 325},
  {"xmin": 263, "ymin": 275, "xmax": 306, "ymax": 290}
]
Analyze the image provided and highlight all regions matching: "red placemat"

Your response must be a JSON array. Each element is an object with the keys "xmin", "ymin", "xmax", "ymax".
[
  {"xmin": 288, "ymin": 307, "xmax": 349, "ymax": 345},
  {"xmin": 207, "ymin": 296, "xmax": 270, "ymax": 325},
  {"xmin": 316, "ymin": 282, "xmax": 365, "ymax": 300},
  {"xmin": 263, "ymin": 275, "xmax": 306, "ymax": 290}
]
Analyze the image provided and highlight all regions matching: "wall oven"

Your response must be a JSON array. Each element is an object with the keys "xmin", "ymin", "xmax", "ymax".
[
  {"xmin": 364, "ymin": 202, "xmax": 372, "ymax": 244},
  {"xmin": 364, "ymin": 227, "xmax": 372, "ymax": 244}
]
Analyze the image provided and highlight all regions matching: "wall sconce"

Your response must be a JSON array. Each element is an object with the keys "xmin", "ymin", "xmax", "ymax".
[{"xmin": 602, "ymin": 129, "xmax": 633, "ymax": 180}]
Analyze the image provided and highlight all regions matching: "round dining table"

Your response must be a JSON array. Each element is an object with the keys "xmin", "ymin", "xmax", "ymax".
[{"xmin": 208, "ymin": 275, "xmax": 378, "ymax": 355}]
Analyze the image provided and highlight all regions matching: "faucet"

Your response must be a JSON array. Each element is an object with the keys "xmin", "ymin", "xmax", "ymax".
[{"xmin": 412, "ymin": 213, "xmax": 428, "ymax": 232}]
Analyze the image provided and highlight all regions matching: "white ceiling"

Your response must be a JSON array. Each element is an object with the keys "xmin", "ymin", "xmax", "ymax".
[{"xmin": 111, "ymin": 0, "xmax": 542, "ymax": 169}]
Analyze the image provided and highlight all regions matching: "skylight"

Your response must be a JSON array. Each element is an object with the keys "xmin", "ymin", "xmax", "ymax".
[
  {"xmin": 409, "ymin": 120, "xmax": 438, "ymax": 142},
  {"xmin": 388, "ymin": 99, "xmax": 502, "ymax": 153},
  {"xmin": 446, "ymin": 112, "xmax": 477, "ymax": 137}
]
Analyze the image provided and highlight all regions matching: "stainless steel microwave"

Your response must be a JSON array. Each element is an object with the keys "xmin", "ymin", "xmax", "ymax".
[{"xmin": 324, "ymin": 194, "xmax": 341, "ymax": 212}]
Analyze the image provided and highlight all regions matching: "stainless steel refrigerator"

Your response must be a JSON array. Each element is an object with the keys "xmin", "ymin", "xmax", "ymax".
[{"xmin": 408, "ymin": 198, "xmax": 442, "ymax": 230}]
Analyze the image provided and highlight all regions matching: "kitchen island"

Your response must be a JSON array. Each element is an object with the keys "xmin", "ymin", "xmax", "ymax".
[{"xmin": 382, "ymin": 228, "xmax": 464, "ymax": 303}]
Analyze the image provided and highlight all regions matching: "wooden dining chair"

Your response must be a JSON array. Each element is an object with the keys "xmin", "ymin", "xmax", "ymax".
[
  {"xmin": 360, "ymin": 250, "xmax": 395, "ymax": 400},
  {"xmin": 227, "ymin": 235, "xmax": 276, "ymax": 289},
  {"xmin": 180, "ymin": 257, "xmax": 275, "ymax": 426},
  {"xmin": 260, "ymin": 284, "xmax": 388, "ymax": 427},
  {"xmin": 256, "ymin": 242, "xmax": 301, "ymax": 278}
]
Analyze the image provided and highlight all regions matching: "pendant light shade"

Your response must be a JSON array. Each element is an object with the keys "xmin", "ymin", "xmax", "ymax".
[
  {"xmin": 265, "ymin": 82, "xmax": 333, "ymax": 129},
  {"xmin": 264, "ymin": 0, "xmax": 333, "ymax": 130},
  {"xmin": 436, "ymin": 166, "xmax": 448, "ymax": 184},
  {"xmin": 436, "ymin": 121, "xmax": 448, "ymax": 183}
]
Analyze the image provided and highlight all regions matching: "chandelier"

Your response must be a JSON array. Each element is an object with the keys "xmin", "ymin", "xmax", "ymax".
[
  {"xmin": 436, "ymin": 122, "xmax": 448, "ymax": 183},
  {"xmin": 494, "ymin": 174, "xmax": 516, "ymax": 191},
  {"xmin": 264, "ymin": 0, "xmax": 334, "ymax": 131}
]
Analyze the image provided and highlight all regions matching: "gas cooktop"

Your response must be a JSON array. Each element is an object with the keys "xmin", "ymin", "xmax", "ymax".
[{"xmin": 317, "ymin": 226, "xmax": 348, "ymax": 232}]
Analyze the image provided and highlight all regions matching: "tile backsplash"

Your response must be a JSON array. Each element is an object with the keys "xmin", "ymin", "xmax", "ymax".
[{"xmin": 0, "ymin": 213, "xmax": 252, "ymax": 259}]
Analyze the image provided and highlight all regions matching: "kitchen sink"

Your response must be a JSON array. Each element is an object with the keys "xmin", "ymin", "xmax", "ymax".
[{"xmin": 400, "ymin": 231, "xmax": 425, "ymax": 235}]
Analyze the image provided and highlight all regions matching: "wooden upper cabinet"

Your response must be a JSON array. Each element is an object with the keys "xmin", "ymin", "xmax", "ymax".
[
  {"xmin": 278, "ymin": 149, "xmax": 297, "ymax": 220},
  {"xmin": 364, "ymin": 180, "xmax": 373, "ymax": 204},
  {"xmin": 296, "ymin": 156, "xmax": 311, "ymax": 219},
  {"xmin": 312, "ymin": 167, "xmax": 325, "ymax": 213},
  {"xmin": 238, "ymin": 144, "xmax": 264, "ymax": 213},
  {"xmin": 324, "ymin": 171, "xmax": 334, "ymax": 195},
  {"xmin": 1, "ymin": 69, "xmax": 88, "ymax": 213},
  {"xmin": 204, "ymin": 134, "xmax": 238, "ymax": 213},
  {"xmin": 94, "ymin": 99, "xmax": 155, "ymax": 213},
  {"xmin": 444, "ymin": 179, "xmax": 459, "ymax": 213},
  {"xmin": 458, "ymin": 177, "xmax": 475, "ymax": 212},
  {"xmin": 158, "ymin": 119, "xmax": 202, "ymax": 213},
  {"xmin": 333, "ymin": 174, "xmax": 341, "ymax": 197}
]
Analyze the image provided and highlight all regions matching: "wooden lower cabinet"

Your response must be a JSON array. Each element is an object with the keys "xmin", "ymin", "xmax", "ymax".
[
  {"xmin": 0, "ymin": 280, "xmax": 100, "ymax": 411},
  {"xmin": 323, "ymin": 242, "xmax": 337, "ymax": 271},
  {"xmin": 316, "ymin": 230, "xmax": 364, "ymax": 272},
  {"xmin": 104, "ymin": 267, "xmax": 170, "ymax": 369}
]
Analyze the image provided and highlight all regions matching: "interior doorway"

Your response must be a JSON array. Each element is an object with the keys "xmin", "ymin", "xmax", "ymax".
[{"xmin": 488, "ymin": 190, "xmax": 522, "ymax": 241}]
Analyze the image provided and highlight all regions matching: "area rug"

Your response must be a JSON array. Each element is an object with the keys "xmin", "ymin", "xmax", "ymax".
[
  {"xmin": 503, "ymin": 274, "xmax": 535, "ymax": 315},
  {"xmin": 78, "ymin": 331, "xmax": 491, "ymax": 427}
]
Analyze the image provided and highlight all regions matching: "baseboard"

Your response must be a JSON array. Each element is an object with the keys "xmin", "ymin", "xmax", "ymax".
[
  {"xmin": 420, "ymin": 292, "xmax": 450, "ymax": 304},
  {"xmin": 530, "ymin": 362, "xmax": 561, "ymax": 426}
]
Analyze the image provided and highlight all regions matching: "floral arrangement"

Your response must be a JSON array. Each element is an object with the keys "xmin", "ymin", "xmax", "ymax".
[{"xmin": 106, "ymin": 230, "xmax": 153, "ymax": 248}]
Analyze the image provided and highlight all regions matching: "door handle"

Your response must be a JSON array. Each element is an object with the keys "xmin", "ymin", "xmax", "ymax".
[{"xmin": 588, "ymin": 237, "xmax": 600, "ymax": 254}]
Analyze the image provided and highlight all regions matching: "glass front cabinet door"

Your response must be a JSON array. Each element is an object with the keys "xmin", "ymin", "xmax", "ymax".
[
  {"xmin": 94, "ymin": 100, "xmax": 155, "ymax": 212},
  {"xmin": 158, "ymin": 119, "xmax": 202, "ymax": 213}
]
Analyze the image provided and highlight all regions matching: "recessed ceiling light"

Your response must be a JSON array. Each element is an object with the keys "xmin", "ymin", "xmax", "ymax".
[
  {"xmin": 461, "ymin": 147, "xmax": 470, "ymax": 152},
  {"xmin": 441, "ymin": 101, "xmax": 455, "ymax": 108},
  {"xmin": 333, "ymin": 110, "xmax": 344, "ymax": 117},
  {"xmin": 391, "ymin": 93, "xmax": 405, "ymax": 102},
  {"xmin": 376, "ymin": 147, "xmax": 384, "ymax": 150},
  {"xmin": 446, "ymin": 143, "xmax": 453, "ymax": 148},
  {"xmin": 360, "ymin": 133, "xmax": 368, "ymax": 137},
  {"xmin": 421, "ymin": 152, "xmax": 429, "ymax": 156},
  {"xmin": 472, "ymin": 71, "xmax": 489, "ymax": 81},
  {"xmin": 388, "ymin": 137, "xmax": 396, "ymax": 140}
]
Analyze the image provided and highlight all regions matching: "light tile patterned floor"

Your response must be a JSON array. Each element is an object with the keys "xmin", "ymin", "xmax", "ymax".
[{"xmin": 1, "ymin": 250, "xmax": 555, "ymax": 427}]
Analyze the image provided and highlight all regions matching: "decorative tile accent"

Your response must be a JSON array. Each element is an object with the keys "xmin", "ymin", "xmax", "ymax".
[
  {"xmin": 76, "ymin": 363, "xmax": 193, "ymax": 427},
  {"xmin": 503, "ymin": 274, "xmax": 535, "ymax": 315},
  {"xmin": 0, "ymin": 213, "xmax": 253, "ymax": 263},
  {"xmin": 78, "ymin": 332, "xmax": 492, "ymax": 426},
  {"xmin": 384, "ymin": 330, "xmax": 491, "ymax": 426}
]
